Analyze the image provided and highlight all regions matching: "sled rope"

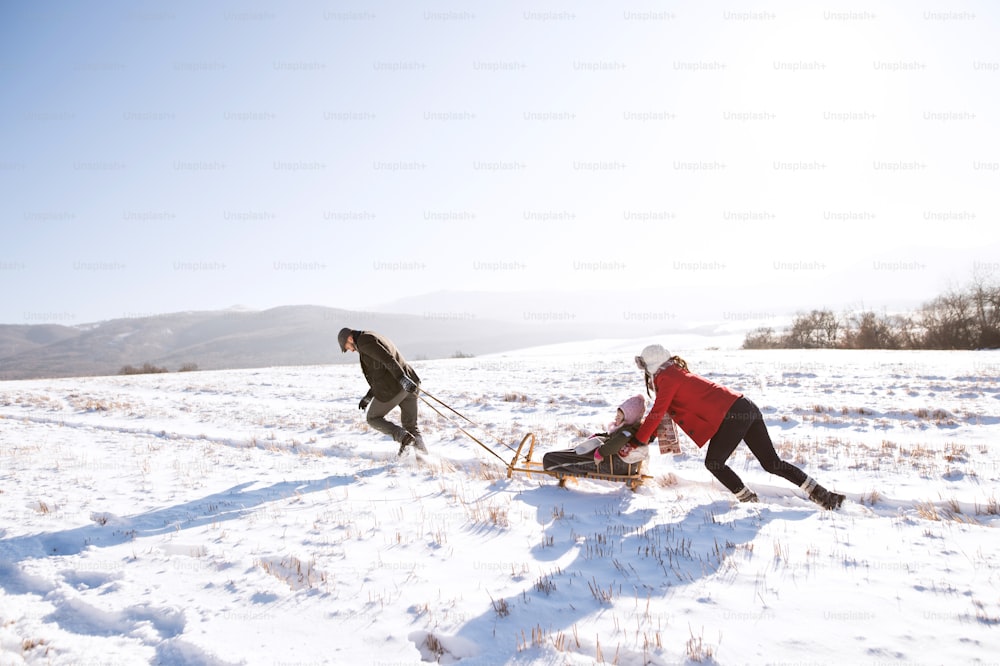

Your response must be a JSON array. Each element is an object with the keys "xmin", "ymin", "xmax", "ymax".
[
  {"xmin": 416, "ymin": 388, "xmax": 516, "ymax": 463},
  {"xmin": 418, "ymin": 388, "xmax": 517, "ymax": 452}
]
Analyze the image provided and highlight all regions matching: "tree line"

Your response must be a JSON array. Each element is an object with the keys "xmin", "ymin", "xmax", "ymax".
[{"xmin": 743, "ymin": 277, "xmax": 1000, "ymax": 350}]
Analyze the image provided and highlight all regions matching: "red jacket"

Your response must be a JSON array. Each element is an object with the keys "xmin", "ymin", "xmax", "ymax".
[{"xmin": 635, "ymin": 364, "xmax": 742, "ymax": 447}]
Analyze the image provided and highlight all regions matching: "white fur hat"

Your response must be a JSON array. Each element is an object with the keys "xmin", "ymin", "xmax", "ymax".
[{"xmin": 636, "ymin": 344, "xmax": 673, "ymax": 374}]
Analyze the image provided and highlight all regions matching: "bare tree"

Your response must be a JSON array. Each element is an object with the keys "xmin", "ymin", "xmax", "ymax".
[
  {"xmin": 785, "ymin": 310, "xmax": 840, "ymax": 348},
  {"xmin": 969, "ymin": 273, "xmax": 1000, "ymax": 348},
  {"xmin": 843, "ymin": 310, "xmax": 900, "ymax": 349},
  {"xmin": 739, "ymin": 275, "xmax": 999, "ymax": 350},
  {"xmin": 919, "ymin": 290, "xmax": 976, "ymax": 349},
  {"xmin": 742, "ymin": 326, "xmax": 780, "ymax": 349}
]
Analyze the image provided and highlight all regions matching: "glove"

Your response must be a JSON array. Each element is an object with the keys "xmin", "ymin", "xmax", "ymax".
[
  {"xmin": 629, "ymin": 436, "xmax": 646, "ymax": 447},
  {"xmin": 593, "ymin": 450, "xmax": 603, "ymax": 464},
  {"xmin": 359, "ymin": 395, "xmax": 373, "ymax": 411},
  {"xmin": 400, "ymin": 376, "xmax": 419, "ymax": 393}
]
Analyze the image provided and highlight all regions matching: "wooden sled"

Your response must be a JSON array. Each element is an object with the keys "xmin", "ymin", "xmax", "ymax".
[{"xmin": 505, "ymin": 433, "xmax": 652, "ymax": 492}]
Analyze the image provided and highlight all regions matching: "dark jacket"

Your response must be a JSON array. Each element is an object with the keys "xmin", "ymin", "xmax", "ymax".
[
  {"xmin": 596, "ymin": 421, "xmax": 643, "ymax": 459},
  {"xmin": 542, "ymin": 420, "xmax": 645, "ymax": 474},
  {"xmin": 353, "ymin": 330, "xmax": 420, "ymax": 402}
]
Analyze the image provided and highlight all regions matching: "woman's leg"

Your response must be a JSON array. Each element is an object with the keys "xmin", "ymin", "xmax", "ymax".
[
  {"xmin": 741, "ymin": 400, "xmax": 843, "ymax": 508},
  {"xmin": 740, "ymin": 402, "xmax": 808, "ymax": 487},
  {"xmin": 704, "ymin": 398, "xmax": 755, "ymax": 493}
]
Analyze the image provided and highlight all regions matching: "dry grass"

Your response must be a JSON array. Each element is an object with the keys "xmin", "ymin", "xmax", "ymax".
[
  {"xmin": 772, "ymin": 539, "xmax": 789, "ymax": 564},
  {"xmin": 973, "ymin": 599, "xmax": 1000, "ymax": 625},
  {"xmin": 685, "ymin": 626, "xmax": 716, "ymax": 662},
  {"xmin": 534, "ymin": 571, "xmax": 558, "ymax": 595},
  {"xmin": 794, "ymin": 403, "xmax": 968, "ymax": 429},
  {"xmin": 762, "ymin": 435, "xmax": 988, "ymax": 480},
  {"xmin": 516, "ymin": 624, "xmax": 579, "ymax": 654},
  {"xmin": 861, "ymin": 489, "xmax": 881, "ymax": 506},
  {"xmin": 477, "ymin": 462, "xmax": 507, "ymax": 481},
  {"xmin": 423, "ymin": 633, "xmax": 446, "ymax": 661},
  {"xmin": 65, "ymin": 393, "xmax": 137, "ymax": 415},
  {"xmin": 466, "ymin": 499, "xmax": 510, "ymax": 528},
  {"xmin": 915, "ymin": 501, "xmax": 942, "ymax": 521},
  {"xmin": 944, "ymin": 443, "xmax": 968, "ymax": 463},
  {"xmin": 2, "ymin": 392, "xmax": 59, "ymax": 411},
  {"xmin": 915, "ymin": 500, "xmax": 980, "ymax": 525},
  {"xmin": 256, "ymin": 555, "xmax": 328, "ymax": 591},
  {"xmin": 656, "ymin": 473, "xmax": 680, "ymax": 488},
  {"xmin": 489, "ymin": 593, "xmax": 510, "ymax": 618},
  {"xmin": 21, "ymin": 638, "xmax": 48, "ymax": 654},
  {"xmin": 588, "ymin": 576, "xmax": 617, "ymax": 604}
]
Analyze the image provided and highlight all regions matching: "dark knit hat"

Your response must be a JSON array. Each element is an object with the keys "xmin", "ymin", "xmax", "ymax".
[{"xmin": 337, "ymin": 327, "xmax": 353, "ymax": 352}]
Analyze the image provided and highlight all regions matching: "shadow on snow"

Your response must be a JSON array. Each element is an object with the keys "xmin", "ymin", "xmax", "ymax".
[
  {"xmin": 444, "ymin": 481, "xmax": 811, "ymax": 663},
  {"xmin": 0, "ymin": 469, "xmax": 386, "ymax": 566}
]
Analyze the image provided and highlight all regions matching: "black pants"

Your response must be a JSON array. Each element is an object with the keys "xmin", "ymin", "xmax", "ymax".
[
  {"xmin": 542, "ymin": 450, "xmax": 639, "ymax": 477},
  {"xmin": 704, "ymin": 397, "xmax": 807, "ymax": 493}
]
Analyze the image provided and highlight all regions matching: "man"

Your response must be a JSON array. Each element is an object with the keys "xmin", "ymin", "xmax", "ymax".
[{"xmin": 338, "ymin": 327, "xmax": 427, "ymax": 455}]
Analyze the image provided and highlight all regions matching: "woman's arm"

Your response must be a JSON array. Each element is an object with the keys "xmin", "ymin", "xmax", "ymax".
[{"xmin": 634, "ymin": 371, "xmax": 680, "ymax": 443}]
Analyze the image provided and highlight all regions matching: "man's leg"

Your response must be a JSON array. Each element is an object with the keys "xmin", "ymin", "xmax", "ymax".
[
  {"xmin": 398, "ymin": 392, "xmax": 426, "ymax": 452},
  {"xmin": 366, "ymin": 390, "xmax": 410, "ymax": 443}
]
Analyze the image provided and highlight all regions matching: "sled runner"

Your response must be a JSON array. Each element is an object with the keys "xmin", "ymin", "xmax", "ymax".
[{"xmin": 505, "ymin": 433, "xmax": 652, "ymax": 492}]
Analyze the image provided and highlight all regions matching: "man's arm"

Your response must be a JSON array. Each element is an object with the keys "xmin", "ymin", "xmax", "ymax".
[{"xmin": 356, "ymin": 334, "xmax": 405, "ymax": 381}]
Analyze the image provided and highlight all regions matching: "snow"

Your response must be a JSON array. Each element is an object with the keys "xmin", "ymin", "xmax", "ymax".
[{"xmin": 1, "ymin": 344, "xmax": 999, "ymax": 665}]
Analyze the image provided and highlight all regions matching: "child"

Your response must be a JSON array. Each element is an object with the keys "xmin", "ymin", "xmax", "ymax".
[{"xmin": 542, "ymin": 395, "xmax": 648, "ymax": 477}]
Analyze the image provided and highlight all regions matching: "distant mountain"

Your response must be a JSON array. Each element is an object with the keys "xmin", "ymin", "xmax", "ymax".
[
  {"xmin": 0, "ymin": 305, "xmax": 611, "ymax": 380},
  {"xmin": 0, "ymin": 324, "xmax": 81, "ymax": 360},
  {"xmin": 0, "ymin": 294, "xmax": 774, "ymax": 380}
]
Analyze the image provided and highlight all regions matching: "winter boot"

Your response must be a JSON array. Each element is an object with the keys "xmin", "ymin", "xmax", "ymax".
[
  {"xmin": 801, "ymin": 477, "xmax": 845, "ymax": 510},
  {"xmin": 412, "ymin": 434, "xmax": 428, "ymax": 454},
  {"xmin": 397, "ymin": 432, "xmax": 416, "ymax": 456},
  {"xmin": 735, "ymin": 486, "xmax": 759, "ymax": 503}
]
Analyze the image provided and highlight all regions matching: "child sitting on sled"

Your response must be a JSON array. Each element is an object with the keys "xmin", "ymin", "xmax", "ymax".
[{"xmin": 542, "ymin": 395, "xmax": 649, "ymax": 477}]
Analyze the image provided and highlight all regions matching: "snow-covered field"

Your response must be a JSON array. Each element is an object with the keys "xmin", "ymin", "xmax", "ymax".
[{"xmin": 1, "ymin": 342, "xmax": 999, "ymax": 665}]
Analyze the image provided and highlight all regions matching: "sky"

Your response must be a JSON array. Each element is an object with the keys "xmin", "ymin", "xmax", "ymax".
[{"xmin": 1, "ymin": 1, "xmax": 998, "ymax": 327}]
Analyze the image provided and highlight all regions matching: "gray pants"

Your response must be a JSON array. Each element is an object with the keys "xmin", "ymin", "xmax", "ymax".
[{"xmin": 366, "ymin": 389, "xmax": 422, "ymax": 445}]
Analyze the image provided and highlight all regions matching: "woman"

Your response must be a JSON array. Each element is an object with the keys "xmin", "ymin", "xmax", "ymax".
[
  {"xmin": 632, "ymin": 344, "xmax": 844, "ymax": 509},
  {"xmin": 543, "ymin": 395, "xmax": 648, "ymax": 478}
]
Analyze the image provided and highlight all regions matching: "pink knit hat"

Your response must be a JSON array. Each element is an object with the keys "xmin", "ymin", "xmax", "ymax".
[{"xmin": 617, "ymin": 395, "xmax": 646, "ymax": 424}]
